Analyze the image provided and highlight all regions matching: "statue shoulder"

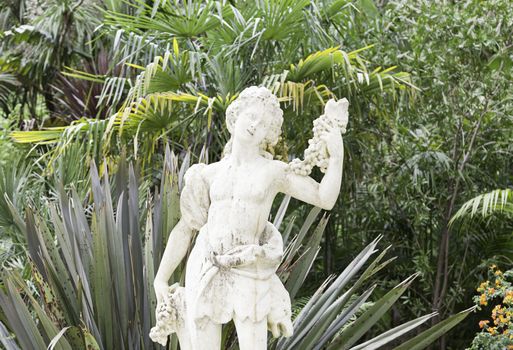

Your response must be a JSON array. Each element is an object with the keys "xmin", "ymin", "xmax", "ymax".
[
  {"xmin": 267, "ymin": 159, "xmax": 292, "ymax": 191},
  {"xmin": 183, "ymin": 163, "xmax": 207, "ymax": 187},
  {"xmin": 183, "ymin": 161, "xmax": 223, "ymax": 187},
  {"xmin": 269, "ymin": 159, "xmax": 290, "ymax": 175},
  {"xmin": 181, "ymin": 162, "xmax": 219, "ymax": 230}
]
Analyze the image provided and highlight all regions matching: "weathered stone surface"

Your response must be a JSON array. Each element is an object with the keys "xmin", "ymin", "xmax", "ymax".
[{"xmin": 150, "ymin": 86, "xmax": 348, "ymax": 350}]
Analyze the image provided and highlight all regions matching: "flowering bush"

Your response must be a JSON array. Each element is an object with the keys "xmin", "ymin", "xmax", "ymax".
[{"xmin": 469, "ymin": 265, "xmax": 513, "ymax": 349}]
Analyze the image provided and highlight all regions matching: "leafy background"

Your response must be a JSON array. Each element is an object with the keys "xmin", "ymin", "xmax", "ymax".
[{"xmin": 0, "ymin": 0, "xmax": 512, "ymax": 349}]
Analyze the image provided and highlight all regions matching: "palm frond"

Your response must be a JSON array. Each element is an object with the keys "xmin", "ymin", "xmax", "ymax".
[
  {"xmin": 103, "ymin": 0, "xmax": 232, "ymax": 38},
  {"xmin": 287, "ymin": 46, "xmax": 417, "ymax": 98},
  {"xmin": 256, "ymin": 0, "xmax": 310, "ymax": 41},
  {"xmin": 122, "ymin": 45, "xmax": 196, "ymax": 107},
  {"xmin": 0, "ymin": 72, "xmax": 21, "ymax": 113},
  {"xmin": 266, "ymin": 79, "xmax": 335, "ymax": 113},
  {"xmin": 451, "ymin": 189, "xmax": 513, "ymax": 224}
]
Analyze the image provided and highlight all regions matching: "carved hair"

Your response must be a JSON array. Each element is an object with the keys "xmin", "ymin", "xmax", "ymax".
[{"xmin": 223, "ymin": 86, "xmax": 283, "ymax": 158}]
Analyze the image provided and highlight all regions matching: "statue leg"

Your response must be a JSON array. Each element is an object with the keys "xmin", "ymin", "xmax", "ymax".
[
  {"xmin": 234, "ymin": 315, "xmax": 267, "ymax": 350},
  {"xmin": 191, "ymin": 318, "xmax": 222, "ymax": 350}
]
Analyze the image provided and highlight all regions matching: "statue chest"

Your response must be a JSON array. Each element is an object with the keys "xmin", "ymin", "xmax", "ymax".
[{"xmin": 209, "ymin": 166, "xmax": 275, "ymax": 204}]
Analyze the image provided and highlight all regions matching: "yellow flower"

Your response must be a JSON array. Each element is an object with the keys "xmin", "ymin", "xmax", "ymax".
[
  {"xmin": 479, "ymin": 320, "xmax": 489, "ymax": 328},
  {"xmin": 480, "ymin": 294, "xmax": 488, "ymax": 306},
  {"xmin": 477, "ymin": 281, "xmax": 490, "ymax": 293},
  {"xmin": 499, "ymin": 314, "xmax": 510, "ymax": 324},
  {"xmin": 488, "ymin": 326, "xmax": 497, "ymax": 335},
  {"xmin": 495, "ymin": 270, "xmax": 503, "ymax": 276},
  {"xmin": 492, "ymin": 305, "xmax": 503, "ymax": 317}
]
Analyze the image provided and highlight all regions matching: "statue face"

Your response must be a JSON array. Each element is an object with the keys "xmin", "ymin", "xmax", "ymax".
[{"xmin": 233, "ymin": 104, "xmax": 271, "ymax": 146}]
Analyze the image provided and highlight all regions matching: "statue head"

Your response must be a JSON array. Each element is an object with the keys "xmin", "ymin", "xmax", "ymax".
[{"xmin": 224, "ymin": 86, "xmax": 283, "ymax": 157}]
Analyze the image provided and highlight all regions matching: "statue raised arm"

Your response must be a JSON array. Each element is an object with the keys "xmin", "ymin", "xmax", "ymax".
[{"xmin": 150, "ymin": 86, "xmax": 348, "ymax": 350}]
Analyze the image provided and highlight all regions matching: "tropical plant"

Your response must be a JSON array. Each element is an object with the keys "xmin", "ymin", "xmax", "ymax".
[
  {"xmin": 0, "ymin": 0, "xmax": 102, "ymax": 123},
  {"xmin": 11, "ymin": 0, "xmax": 414, "ymax": 169},
  {"xmin": 451, "ymin": 189, "xmax": 513, "ymax": 222},
  {"xmin": 0, "ymin": 147, "xmax": 182, "ymax": 349},
  {"xmin": 325, "ymin": 1, "xmax": 513, "ymax": 347},
  {"xmin": 0, "ymin": 148, "xmax": 473, "ymax": 349},
  {"xmin": 449, "ymin": 188, "xmax": 513, "ymax": 267},
  {"xmin": 5, "ymin": 0, "xmax": 513, "ymax": 348}
]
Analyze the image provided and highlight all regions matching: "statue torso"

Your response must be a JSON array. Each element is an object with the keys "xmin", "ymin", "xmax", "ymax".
[{"xmin": 206, "ymin": 157, "xmax": 283, "ymax": 254}]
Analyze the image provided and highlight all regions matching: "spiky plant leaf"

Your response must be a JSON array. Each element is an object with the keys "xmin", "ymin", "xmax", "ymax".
[
  {"xmin": 0, "ymin": 321, "xmax": 20, "ymax": 350},
  {"xmin": 349, "ymin": 312, "xmax": 437, "ymax": 350},
  {"xmin": 327, "ymin": 274, "xmax": 419, "ymax": 350},
  {"xmin": 391, "ymin": 307, "xmax": 475, "ymax": 350}
]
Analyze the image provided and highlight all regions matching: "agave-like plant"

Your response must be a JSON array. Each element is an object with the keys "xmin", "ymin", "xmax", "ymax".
[{"xmin": 0, "ymin": 149, "xmax": 472, "ymax": 349}]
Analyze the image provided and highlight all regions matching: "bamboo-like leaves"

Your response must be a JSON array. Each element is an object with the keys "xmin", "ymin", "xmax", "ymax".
[
  {"xmin": 273, "ymin": 230, "xmax": 469, "ymax": 350},
  {"xmin": 276, "ymin": 236, "xmax": 385, "ymax": 350},
  {"xmin": 350, "ymin": 312, "xmax": 437, "ymax": 350},
  {"xmin": 327, "ymin": 274, "xmax": 419, "ymax": 350}
]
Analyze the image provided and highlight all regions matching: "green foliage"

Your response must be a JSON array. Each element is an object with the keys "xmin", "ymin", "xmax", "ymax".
[
  {"xmin": 451, "ymin": 189, "xmax": 513, "ymax": 222},
  {"xmin": 468, "ymin": 266, "xmax": 513, "ymax": 349},
  {"xmin": 11, "ymin": 0, "xmax": 413, "ymax": 172},
  {"xmin": 3, "ymin": 0, "xmax": 513, "ymax": 348},
  {"xmin": 0, "ymin": 0, "xmax": 102, "ymax": 123},
  {"xmin": 0, "ymin": 148, "xmax": 181, "ymax": 349},
  {"xmin": 0, "ymin": 151, "xmax": 470, "ymax": 349},
  {"xmin": 0, "ymin": 119, "xmax": 18, "ymax": 167},
  {"xmin": 328, "ymin": 1, "xmax": 513, "ymax": 346}
]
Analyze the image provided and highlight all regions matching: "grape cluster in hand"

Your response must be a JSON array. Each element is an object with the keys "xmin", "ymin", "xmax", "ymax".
[{"xmin": 289, "ymin": 98, "xmax": 349, "ymax": 176}]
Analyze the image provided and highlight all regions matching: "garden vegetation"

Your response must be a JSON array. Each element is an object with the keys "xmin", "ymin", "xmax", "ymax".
[{"xmin": 0, "ymin": 0, "xmax": 512, "ymax": 349}]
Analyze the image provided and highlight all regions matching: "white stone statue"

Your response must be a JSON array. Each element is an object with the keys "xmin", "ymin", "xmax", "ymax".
[{"xmin": 150, "ymin": 86, "xmax": 348, "ymax": 350}]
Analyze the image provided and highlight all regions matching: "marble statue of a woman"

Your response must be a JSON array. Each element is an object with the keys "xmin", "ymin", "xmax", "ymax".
[{"xmin": 150, "ymin": 86, "xmax": 348, "ymax": 350}]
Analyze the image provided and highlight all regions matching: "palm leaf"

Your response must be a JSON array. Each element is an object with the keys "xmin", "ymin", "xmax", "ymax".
[
  {"xmin": 103, "ymin": 0, "xmax": 232, "ymax": 38},
  {"xmin": 451, "ymin": 189, "xmax": 513, "ymax": 223}
]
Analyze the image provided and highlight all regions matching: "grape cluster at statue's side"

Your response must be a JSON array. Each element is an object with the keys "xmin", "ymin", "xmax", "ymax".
[
  {"xmin": 149, "ymin": 286, "xmax": 185, "ymax": 346},
  {"xmin": 289, "ymin": 106, "xmax": 347, "ymax": 176}
]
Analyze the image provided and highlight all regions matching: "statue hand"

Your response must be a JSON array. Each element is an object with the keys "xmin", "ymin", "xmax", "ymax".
[
  {"xmin": 154, "ymin": 281, "xmax": 180, "ymax": 307},
  {"xmin": 324, "ymin": 98, "xmax": 349, "ymax": 132},
  {"xmin": 214, "ymin": 254, "xmax": 255, "ymax": 268},
  {"xmin": 225, "ymin": 244, "xmax": 264, "ymax": 257}
]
